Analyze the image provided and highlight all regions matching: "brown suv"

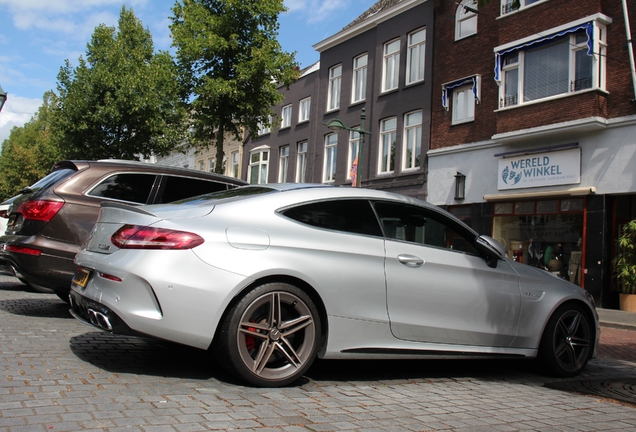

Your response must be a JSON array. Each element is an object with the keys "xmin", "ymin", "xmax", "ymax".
[{"xmin": 0, "ymin": 160, "xmax": 246, "ymax": 301}]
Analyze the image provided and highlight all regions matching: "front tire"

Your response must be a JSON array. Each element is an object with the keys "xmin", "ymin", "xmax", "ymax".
[
  {"xmin": 215, "ymin": 282, "xmax": 321, "ymax": 387},
  {"xmin": 538, "ymin": 303, "xmax": 593, "ymax": 377}
]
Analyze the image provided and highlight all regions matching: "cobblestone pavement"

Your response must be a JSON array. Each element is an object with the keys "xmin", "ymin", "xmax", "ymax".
[
  {"xmin": 1, "ymin": 277, "xmax": 636, "ymax": 431},
  {"xmin": 597, "ymin": 327, "xmax": 636, "ymax": 363}
]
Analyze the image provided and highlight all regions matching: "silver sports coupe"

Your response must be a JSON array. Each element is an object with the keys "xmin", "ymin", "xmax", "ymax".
[{"xmin": 69, "ymin": 184, "xmax": 598, "ymax": 387}]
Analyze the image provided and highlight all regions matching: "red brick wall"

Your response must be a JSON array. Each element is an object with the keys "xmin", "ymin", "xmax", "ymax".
[{"xmin": 431, "ymin": 0, "xmax": 636, "ymax": 150}]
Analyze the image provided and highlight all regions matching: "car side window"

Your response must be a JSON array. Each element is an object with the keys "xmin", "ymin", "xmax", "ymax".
[
  {"xmin": 373, "ymin": 201, "xmax": 478, "ymax": 254},
  {"xmin": 280, "ymin": 199, "xmax": 383, "ymax": 237},
  {"xmin": 158, "ymin": 176, "xmax": 230, "ymax": 203},
  {"xmin": 88, "ymin": 173, "xmax": 157, "ymax": 204}
]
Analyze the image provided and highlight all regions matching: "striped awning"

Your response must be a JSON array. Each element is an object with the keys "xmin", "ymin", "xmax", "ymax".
[
  {"xmin": 442, "ymin": 76, "xmax": 479, "ymax": 110},
  {"xmin": 494, "ymin": 21, "xmax": 594, "ymax": 82}
]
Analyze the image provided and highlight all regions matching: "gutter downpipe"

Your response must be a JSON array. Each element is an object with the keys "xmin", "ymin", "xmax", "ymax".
[{"xmin": 622, "ymin": 0, "xmax": 636, "ymax": 102}]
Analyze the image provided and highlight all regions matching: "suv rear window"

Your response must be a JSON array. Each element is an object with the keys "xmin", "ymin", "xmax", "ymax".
[
  {"xmin": 88, "ymin": 173, "xmax": 157, "ymax": 204},
  {"xmin": 159, "ymin": 175, "xmax": 230, "ymax": 203},
  {"xmin": 29, "ymin": 168, "xmax": 76, "ymax": 192}
]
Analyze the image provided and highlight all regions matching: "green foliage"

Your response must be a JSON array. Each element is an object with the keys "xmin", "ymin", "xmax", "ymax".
[
  {"xmin": 170, "ymin": 0, "xmax": 299, "ymax": 173},
  {"xmin": 0, "ymin": 92, "xmax": 63, "ymax": 201},
  {"xmin": 52, "ymin": 6, "xmax": 188, "ymax": 160},
  {"xmin": 613, "ymin": 220, "xmax": 636, "ymax": 294}
]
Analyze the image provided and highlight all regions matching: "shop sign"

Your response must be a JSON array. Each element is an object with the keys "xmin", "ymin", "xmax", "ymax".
[{"xmin": 497, "ymin": 148, "xmax": 580, "ymax": 190}]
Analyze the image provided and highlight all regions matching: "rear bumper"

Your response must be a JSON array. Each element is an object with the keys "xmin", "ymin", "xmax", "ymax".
[
  {"xmin": 69, "ymin": 289, "xmax": 136, "ymax": 335},
  {"xmin": 0, "ymin": 236, "xmax": 77, "ymax": 294}
]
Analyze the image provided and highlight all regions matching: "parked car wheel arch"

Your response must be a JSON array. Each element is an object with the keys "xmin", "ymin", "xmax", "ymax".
[
  {"xmin": 538, "ymin": 300, "xmax": 596, "ymax": 377},
  {"xmin": 214, "ymin": 274, "xmax": 329, "ymax": 354}
]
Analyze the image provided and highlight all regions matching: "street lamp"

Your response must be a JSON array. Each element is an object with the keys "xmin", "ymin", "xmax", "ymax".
[
  {"xmin": 0, "ymin": 86, "xmax": 6, "ymax": 113},
  {"xmin": 323, "ymin": 108, "xmax": 371, "ymax": 187}
]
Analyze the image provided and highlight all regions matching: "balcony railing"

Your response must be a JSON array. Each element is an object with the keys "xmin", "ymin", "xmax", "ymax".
[
  {"xmin": 572, "ymin": 77, "xmax": 593, "ymax": 92},
  {"xmin": 500, "ymin": 95, "xmax": 518, "ymax": 108}
]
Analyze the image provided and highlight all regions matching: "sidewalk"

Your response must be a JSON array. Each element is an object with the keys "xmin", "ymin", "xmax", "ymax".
[{"xmin": 597, "ymin": 307, "xmax": 636, "ymax": 330}]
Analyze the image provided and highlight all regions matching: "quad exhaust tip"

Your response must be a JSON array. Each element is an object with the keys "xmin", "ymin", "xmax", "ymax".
[{"xmin": 87, "ymin": 308, "xmax": 113, "ymax": 331}]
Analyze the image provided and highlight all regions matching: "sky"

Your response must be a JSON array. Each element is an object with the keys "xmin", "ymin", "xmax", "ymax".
[{"xmin": 0, "ymin": 0, "xmax": 377, "ymax": 144}]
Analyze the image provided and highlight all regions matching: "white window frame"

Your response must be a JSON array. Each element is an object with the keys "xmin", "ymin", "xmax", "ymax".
[
  {"xmin": 323, "ymin": 134, "xmax": 338, "ymax": 183},
  {"xmin": 278, "ymin": 145, "xmax": 289, "ymax": 183},
  {"xmin": 299, "ymin": 97, "xmax": 311, "ymax": 122},
  {"xmin": 248, "ymin": 147, "xmax": 269, "ymax": 184},
  {"xmin": 230, "ymin": 151, "xmax": 240, "ymax": 178},
  {"xmin": 327, "ymin": 64, "xmax": 342, "ymax": 111},
  {"xmin": 402, "ymin": 110, "xmax": 422, "ymax": 171},
  {"xmin": 496, "ymin": 19, "xmax": 607, "ymax": 109},
  {"xmin": 406, "ymin": 29, "xmax": 426, "ymax": 85},
  {"xmin": 257, "ymin": 116, "xmax": 272, "ymax": 135},
  {"xmin": 347, "ymin": 129, "xmax": 360, "ymax": 181},
  {"xmin": 452, "ymin": 85, "xmax": 475, "ymax": 124},
  {"xmin": 281, "ymin": 104, "xmax": 292, "ymax": 128},
  {"xmin": 501, "ymin": 0, "xmax": 545, "ymax": 15},
  {"xmin": 456, "ymin": 0, "xmax": 478, "ymax": 40},
  {"xmin": 352, "ymin": 54, "xmax": 368, "ymax": 103},
  {"xmin": 378, "ymin": 117, "xmax": 397, "ymax": 175},
  {"xmin": 296, "ymin": 141, "xmax": 308, "ymax": 183},
  {"xmin": 207, "ymin": 157, "xmax": 215, "ymax": 172},
  {"xmin": 382, "ymin": 39, "xmax": 400, "ymax": 92},
  {"xmin": 198, "ymin": 160, "xmax": 204, "ymax": 171}
]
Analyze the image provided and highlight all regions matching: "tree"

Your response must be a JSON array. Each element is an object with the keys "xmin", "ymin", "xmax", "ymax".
[
  {"xmin": 170, "ymin": 0, "xmax": 299, "ymax": 173},
  {"xmin": 0, "ymin": 92, "xmax": 63, "ymax": 201},
  {"xmin": 53, "ymin": 6, "xmax": 188, "ymax": 160}
]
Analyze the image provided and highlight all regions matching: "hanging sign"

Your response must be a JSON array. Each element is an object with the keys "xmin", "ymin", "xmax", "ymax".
[{"xmin": 497, "ymin": 148, "xmax": 580, "ymax": 190}]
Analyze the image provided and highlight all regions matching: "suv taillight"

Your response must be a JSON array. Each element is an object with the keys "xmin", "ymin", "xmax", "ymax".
[
  {"xmin": 17, "ymin": 200, "xmax": 65, "ymax": 222},
  {"xmin": 111, "ymin": 225, "xmax": 204, "ymax": 250}
]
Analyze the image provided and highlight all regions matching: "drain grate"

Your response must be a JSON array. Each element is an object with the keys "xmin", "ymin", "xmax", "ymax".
[{"xmin": 545, "ymin": 378, "xmax": 636, "ymax": 406}]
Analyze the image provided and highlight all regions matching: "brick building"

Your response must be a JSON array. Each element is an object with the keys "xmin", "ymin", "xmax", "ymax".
[
  {"xmin": 243, "ymin": 0, "xmax": 434, "ymax": 200},
  {"xmin": 428, "ymin": 0, "xmax": 636, "ymax": 308}
]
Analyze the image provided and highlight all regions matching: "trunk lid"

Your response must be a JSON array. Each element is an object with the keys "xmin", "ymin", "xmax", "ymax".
[{"xmin": 84, "ymin": 202, "xmax": 213, "ymax": 254}]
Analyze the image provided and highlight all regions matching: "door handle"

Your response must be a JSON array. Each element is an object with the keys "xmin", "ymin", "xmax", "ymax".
[{"xmin": 397, "ymin": 254, "xmax": 424, "ymax": 267}]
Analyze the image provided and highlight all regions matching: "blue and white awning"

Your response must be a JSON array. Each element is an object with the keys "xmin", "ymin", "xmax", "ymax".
[
  {"xmin": 442, "ymin": 76, "xmax": 479, "ymax": 110},
  {"xmin": 494, "ymin": 21, "xmax": 594, "ymax": 83}
]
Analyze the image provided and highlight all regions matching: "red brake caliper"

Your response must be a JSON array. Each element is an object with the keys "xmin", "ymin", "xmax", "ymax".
[{"xmin": 245, "ymin": 326, "xmax": 256, "ymax": 351}]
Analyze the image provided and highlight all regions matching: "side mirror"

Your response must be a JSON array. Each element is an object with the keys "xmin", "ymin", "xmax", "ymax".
[{"xmin": 475, "ymin": 235, "xmax": 506, "ymax": 268}]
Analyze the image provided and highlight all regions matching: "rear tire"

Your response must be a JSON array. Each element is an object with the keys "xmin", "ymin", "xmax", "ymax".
[
  {"xmin": 215, "ymin": 282, "xmax": 321, "ymax": 387},
  {"xmin": 538, "ymin": 303, "xmax": 593, "ymax": 377}
]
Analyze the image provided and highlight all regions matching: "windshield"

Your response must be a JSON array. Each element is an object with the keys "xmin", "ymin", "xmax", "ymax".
[{"xmin": 173, "ymin": 186, "xmax": 277, "ymax": 205}]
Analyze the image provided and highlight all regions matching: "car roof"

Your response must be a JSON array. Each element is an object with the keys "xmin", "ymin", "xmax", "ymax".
[
  {"xmin": 51, "ymin": 160, "xmax": 247, "ymax": 186},
  {"xmin": 186, "ymin": 183, "xmax": 443, "ymax": 212}
]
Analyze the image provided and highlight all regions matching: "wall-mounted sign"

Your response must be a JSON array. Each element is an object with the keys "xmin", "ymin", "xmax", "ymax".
[{"xmin": 497, "ymin": 147, "xmax": 581, "ymax": 191}]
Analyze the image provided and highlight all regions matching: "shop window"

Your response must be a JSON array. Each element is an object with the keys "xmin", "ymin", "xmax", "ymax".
[
  {"xmin": 492, "ymin": 198, "xmax": 584, "ymax": 286},
  {"xmin": 514, "ymin": 201, "xmax": 534, "ymax": 214},
  {"xmin": 494, "ymin": 202, "xmax": 513, "ymax": 214},
  {"xmin": 561, "ymin": 198, "xmax": 584, "ymax": 212},
  {"xmin": 536, "ymin": 200, "xmax": 558, "ymax": 213}
]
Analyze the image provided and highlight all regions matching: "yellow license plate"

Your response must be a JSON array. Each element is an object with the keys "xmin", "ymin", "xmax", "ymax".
[{"xmin": 72, "ymin": 267, "xmax": 91, "ymax": 288}]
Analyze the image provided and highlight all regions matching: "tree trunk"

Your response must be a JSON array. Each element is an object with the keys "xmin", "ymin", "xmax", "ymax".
[{"xmin": 214, "ymin": 124, "xmax": 225, "ymax": 174}]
